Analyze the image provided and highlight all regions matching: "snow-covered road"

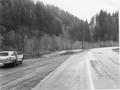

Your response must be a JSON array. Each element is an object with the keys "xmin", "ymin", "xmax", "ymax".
[{"xmin": 33, "ymin": 47, "xmax": 120, "ymax": 90}]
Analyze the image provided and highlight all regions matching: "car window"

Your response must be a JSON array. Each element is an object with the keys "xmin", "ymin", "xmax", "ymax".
[
  {"xmin": 0, "ymin": 53, "xmax": 9, "ymax": 56},
  {"xmin": 17, "ymin": 52, "xmax": 22, "ymax": 55}
]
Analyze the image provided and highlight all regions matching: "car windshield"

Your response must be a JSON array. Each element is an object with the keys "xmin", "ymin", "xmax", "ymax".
[
  {"xmin": 0, "ymin": 53, "xmax": 9, "ymax": 56},
  {"xmin": 17, "ymin": 52, "xmax": 22, "ymax": 55}
]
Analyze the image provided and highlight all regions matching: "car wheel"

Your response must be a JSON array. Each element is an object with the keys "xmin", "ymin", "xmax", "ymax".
[
  {"xmin": 13, "ymin": 61, "xmax": 17, "ymax": 65},
  {"xmin": 20, "ymin": 59, "xmax": 23, "ymax": 64},
  {"xmin": 20, "ymin": 61, "xmax": 22, "ymax": 64}
]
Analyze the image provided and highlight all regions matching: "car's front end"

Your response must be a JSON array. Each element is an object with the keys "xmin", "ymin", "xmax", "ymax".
[{"xmin": 17, "ymin": 52, "xmax": 24, "ymax": 64}]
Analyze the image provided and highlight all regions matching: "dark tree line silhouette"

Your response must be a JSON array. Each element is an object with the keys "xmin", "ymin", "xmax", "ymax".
[{"xmin": 0, "ymin": 0, "xmax": 119, "ymax": 57}]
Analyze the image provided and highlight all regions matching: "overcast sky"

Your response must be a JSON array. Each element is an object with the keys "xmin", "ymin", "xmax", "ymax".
[{"xmin": 33, "ymin": 0, "xmax": 119, "ymax": 22}]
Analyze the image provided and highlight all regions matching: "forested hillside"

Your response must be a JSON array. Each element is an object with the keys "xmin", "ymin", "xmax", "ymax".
[{"xmin": 0, "ymin": 0, "xmax": 119, "ymax": 57}]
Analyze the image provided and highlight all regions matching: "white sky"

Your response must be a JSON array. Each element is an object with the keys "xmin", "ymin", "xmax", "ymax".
[{"xmin": 33, "ymin": 0, "xmax": 119, "ymax": 22}]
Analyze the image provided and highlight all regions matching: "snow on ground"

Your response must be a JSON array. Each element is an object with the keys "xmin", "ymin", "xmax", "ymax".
[
  {"xmin": 33, "ymin": 47, "xmax": 120, "ymax": 90},
  {"xmin": 88, "ymin": 47, "xmax": 120, "ymax": 89},
  {"xmin": 42, "ymin": 49, "xmax": 83, "ymax": 58}
]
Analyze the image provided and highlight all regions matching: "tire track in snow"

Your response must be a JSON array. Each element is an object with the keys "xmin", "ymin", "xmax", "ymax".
[{"xmin": 86, "ymin": 52, "xmax": 95, "ymax": 90}]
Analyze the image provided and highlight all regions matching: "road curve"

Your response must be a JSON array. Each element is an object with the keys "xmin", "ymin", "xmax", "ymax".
[{"xmin": 33, "ymin": 47, "xmax": 120, "ymax": 90}]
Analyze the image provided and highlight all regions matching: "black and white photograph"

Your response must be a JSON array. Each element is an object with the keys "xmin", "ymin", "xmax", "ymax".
[{"xmin": 0, "ymin": 0, "xmax": 119, "ymax": 90}]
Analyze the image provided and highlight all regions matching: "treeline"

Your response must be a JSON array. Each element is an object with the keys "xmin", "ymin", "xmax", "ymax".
[
  {"xmin": 0, "ymin": 0, "xmax": 119, "ymax": 57},
  {"xmin": 90, "ymin": 10, "xmax": 119, "ymax": 41}
]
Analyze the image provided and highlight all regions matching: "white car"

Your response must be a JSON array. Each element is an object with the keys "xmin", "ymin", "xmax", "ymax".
[{"xmin": 0, "ymin": 51, "xmax": 24, "ymax": 66}]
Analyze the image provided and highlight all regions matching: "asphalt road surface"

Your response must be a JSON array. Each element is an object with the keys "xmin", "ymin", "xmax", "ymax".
[
  {"xmin": 0, "ymin": 55, "xmax": 70, "ymax": 90},
  {"xmin": 33, "ymin": 47, "xmax": 120, "ymax": 90}
]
